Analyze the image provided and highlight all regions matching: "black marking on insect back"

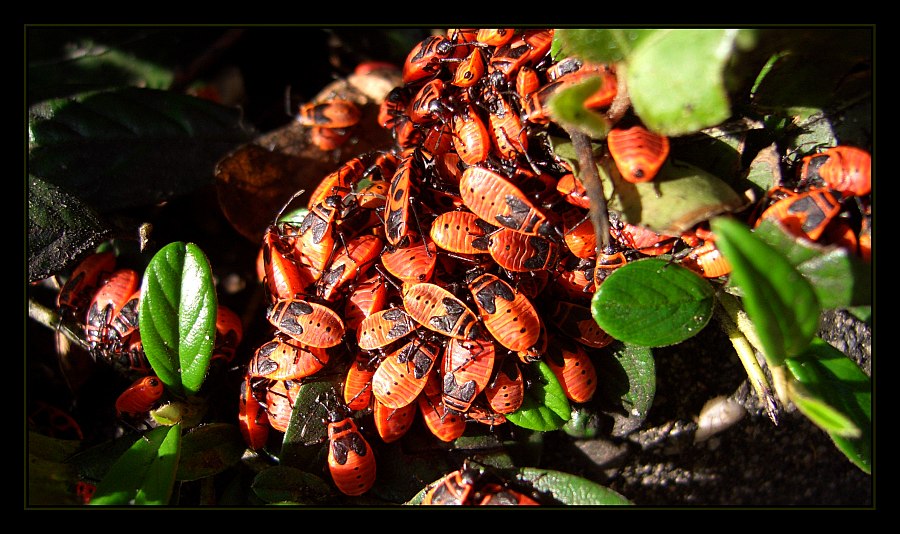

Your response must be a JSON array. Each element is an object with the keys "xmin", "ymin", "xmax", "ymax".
[
  {"xmin": 475, "ymin": 285, "xmax": 499, "ymax": 314},
  {"xmin": 412, "ymin": 346, "xmax": 436, "ymax": 379},
  {"xmin": 288, "ymin": 300, "xmax": 314, "ymax": 316},
  {"xmin": 523, "ymin": 236, "xmax": 552, "ymax": 270},
  {"xmin": 787, "ymin": 194, "xmax": 828, "ymax": 234}
]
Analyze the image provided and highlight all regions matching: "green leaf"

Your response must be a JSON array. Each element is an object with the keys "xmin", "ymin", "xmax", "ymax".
[
  {"xmin": 139, "ymin": 242, "xmax": 217, "ymax": 397},
  {"xmin": 27, "ymin": 432, "xmax": 82, "ymax": 506},
  {"xmin": 29, "ymin": 87, "xmax": 255, "ymax": 213},
  {"xmin": 505, "ymin": 361, "xmax": 571, "ymax": 431},
  {"xmin": 517, "ymin": 468, "xmax": 633, "ymax": 505},
  {"xmin": 592, "ymin": 258, "xmax": 715, "ymax": 347},
  {"xmin": 552, "ymin": 29, "xmax": 657, "ymax": 63},
  {"xmin": 628, "ymin": 29, "xmax": 754, "ymax": 136},
  {"xmin": 90, "ymin": 424, "xmax": 182, "ymax": 505},
  {"xmin": 27, "ymin": 175, "xmax": 111, "ymax": 283},
  {"xmin": 547, "ymin": 76, "xmax": 612, "ymax": 139},
  {"xmin": 711, "ymin": 217, "xmax": 821, "ymax": 366},
  {"xmin": 594, "ymin": 342, "xmax": 656, "ymax": 437},
  {"xmin": 785, "ymin": 339, "xmax": 871, "ymax": 473},
  {"xmin": 753, "ymin": 219, "xmax": 871, "ymax": 309},
  {"xmin": 750, "ymin": 28, "xmax": 872, "ymax": 121},
  {"xmin": 281, "ymin": 378, "xmax": 341, "ymax": 469},
  {"xmin": 65, "ymin": 433, "xmax": 142, "ymax": 484},
  {"xmin": 176, "ymin": 424, "xmax": 245, "ymax": 481},
  {"xmin": 251, "ymin": 466, "xmax": 334, "ymax": 505}
]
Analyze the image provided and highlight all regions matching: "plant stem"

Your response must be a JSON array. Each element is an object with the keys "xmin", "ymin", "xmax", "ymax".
[
  {"xmin": 715, "ymin": 293, "xmax": 780, "ymax": 424},
  {"xmin": 28, "ymin": 297, "xmax": 89, "ymax": 351},
  {"xmin": 566, "ymin": 127, "xmax": 610, "ymax": 251}
]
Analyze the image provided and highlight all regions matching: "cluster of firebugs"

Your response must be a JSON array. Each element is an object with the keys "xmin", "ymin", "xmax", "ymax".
[{"xmin": 52, "ymin": 28, "xmax": 871, "ymax": 504}]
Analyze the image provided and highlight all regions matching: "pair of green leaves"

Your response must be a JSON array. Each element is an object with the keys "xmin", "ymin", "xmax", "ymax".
[
  {"xmin": 88, "ymin": 241, "xmax": 220, "ymax": 505},
  {"xmin": 711, "ymin": 217, "xmax": 871, "ymax": 473}
]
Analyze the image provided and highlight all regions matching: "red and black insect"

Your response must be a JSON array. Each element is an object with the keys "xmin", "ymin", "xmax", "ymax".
[
  {"xmin": 357, "ymin": 307, "xmax": 419, "ymax": 352},
  {"xmin": 449, "ymin": 48, "xmax": 487, "ymax": 88},
  {"xmin": 799, "ymin": 145, "xmax": 871, "ymax": 197},
  {"xmin": 343, "ymin": 273, "xmax": 389, "ymax": 333},
  {"xmin": 422, "ymin": 461, "xmax": 540, "ymax": 505},
  {"xmin": 261, "ymin": 225, "xmax": 315, "ymax": 301},
  {"xmin": 316, "ymin": 234, "xmax": 384, "ymax": 302},
  {"xmin": 451, "ymin": 104, "xmax": 492, "ymax": 166},
  {"xmin": 546, "ymin": 300, "xmax": 614, "ymax": 349},
  {"xmin": 429, "ymin": 210, "xmax": 495, "ymax": 255},
  {"xmin": 115, "ymin": 375, "xmax": 164, "ymax": 417},
  {"xmin": 326, "ymin": 406, "xmax": 377, "ymax": 496},
  {"xmin": 466, "ymin": 271, "xmax": 541, "ymax": 352},
  {"xmin": 373, "ymin": 397, "xmax": 418, "ymax": 444},
  {"xmin": 84, "ymin": 269, "xmax": 141, "ymax": 354},
  {"xmin": 372, "ymin": 338, "xmax": 441, "ymax": 409},
  {"xmin": 460, "ymin": 166, "xmax": 553, "ymax": 236},
  {"xmin": 483, "ymin": 355, "xmax": 524, "ymax": 414},
  {"xmin": 407, "ymin": 78, "xmax": 447, "ymax": 124},
  {"xmin": 402, "ymin": 282, "xmax": 485, "ymax": 341},
  {"xmin": 265, "ymin": 379, "xmax": 302, "ymax": 433},
  {"xmin": 380, "ymin": 236, "xmax": 438, "ymax": 285},
  {"xmin": 488, "ymin": 95, "xmax": 529, "ymax": 162},
  {"xmin": 385, "ymin": 148, "xmax": 432, "ymax": 248},
  {"xmin": 680, "ymin": 240, "xmax": 731, "ymax": 279},
  {"xmin": 442, "ymin": 338, "xmax": 496, "ymax": 414},
  {"xmin": 57, "ymin": 250, "xmax": 116, "ymax": 321},
  {"xmin": 28, "ymin": 401, "xmax": 84, "ymax": 441},
  {"xmin": 419, "ymin": 368, "xmax": 467, "ymax": 442},
  {"xmin": 607, "ymin": 125, "xmax": 670, "ymax": 183},
  {"xmin": 297, "ymin": 99, "xmax": 361, "ymax": 129},
  {"xmin": 402, "ymin": 34, "xmax": 462, "ymax": 84},
  {"xmin": 249, "ymin": 333, "xmax": 329, "ymax": 381},
  {"xmin": 211, "ymin": 305, "xmax": 243, "ymax": 364},
  {"xmin": 344, "ymin": 353, "xmax": 379, "ymax": 411},
  {"xmin": 756, "ymin": 187, "xmax": 843, "ymax": 242},
  {"xmin": 545, "ymin": 337, "xmax": 597, "ymax": 403},
  {"xmin": 238, "ymin": 375, "xmax": 270, "ymax": 450},
  {"xmin": 266, "ymin": 298, "xmax": 345, "ymax": 349},
  {"xmin": 488, "ymin": 229, "xmax": 559, "ymax": 273}
]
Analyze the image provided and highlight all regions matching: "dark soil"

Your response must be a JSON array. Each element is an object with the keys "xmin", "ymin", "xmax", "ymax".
[{"xmin": 543, "ymin": 308, "xmax": 873, "ymax": 507}]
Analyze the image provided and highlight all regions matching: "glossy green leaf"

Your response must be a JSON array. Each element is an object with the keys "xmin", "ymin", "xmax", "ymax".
[
  {"xmin": 65, "ymin": 433, "xmax": 142, "ymax": 484},
  {"xmin": 90, "ymin": 424, "xmax": 181, "ymax": 505},
  {"xmin": 785, "ymin": 339, "xmax": 871, "ymax": 473},
  {"xmin": 593, "ymin": 342, "xmax": 656, "ymax": 437},
  {"xmin": 29, "ymin": 87, "xmax": 255, "ymax": 213},
  {"xmin": 505, "ymin": 361, "xmax": 571, "ymax": 431},
  {"xmin": 552, "ymin": 29, "xmax": 657, "ymax": 63},
  {"xmin": 753, "ymin": 219, "xmax": 871, "ymax": 309},
  {"xmin": 139, "ymin": 242, "xmax": 217, "ymax": 397},
  {"xmin": 711, "ymin": 217, "xmax": 820, "ymax": 366},
  {"xmin": 251, "ymin": 466, "xmax": 334, "ymax": 505},
  {"xmin": 750, "ymin": 28, "xmax": 872, "ymax": 121},
  {"xmin": 549, "ymin": 138, "xmax": 743, "ymax": 235},
  {"xmin": 176, "ymin": 423, "xmax": 245, "ymax": 481},
  {"xmin": 592, "ymin": 258, "xmax": 715, "ymax": 347},
  {"xmin": 27, "ymin": 33, "xmax": 174, "ymax": 105},
  {"xmin": 517, "ymin": 468, "xmax": 633, "ymax": 505},
  {"xmin": 27, "ymin": 175, "xmax": 111, "ymax": 283},
  {"xmin": 280, "ymin": 378, "xmax": 341, "ymax": 468},
  {"xmin": 628, "ymin": 29, "xmax": 754, "ymax": 136},
  {"xmin": 547, "ymin": 76, "xmax": 612, "ymax": 139}
]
